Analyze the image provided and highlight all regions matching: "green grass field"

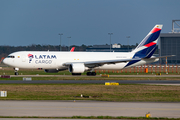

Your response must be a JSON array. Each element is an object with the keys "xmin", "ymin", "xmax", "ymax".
[
  {"xmin": 1, "ymin": 67, "xmax": 180, "ymax": 102},
  {"xmin": 0, "ymin": 84, "xmax": 180, "ymax": 102}
]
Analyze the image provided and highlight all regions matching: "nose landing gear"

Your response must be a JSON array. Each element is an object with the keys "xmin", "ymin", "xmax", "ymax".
[{"xmin": 14, "ymin": 68, "xmax": 19, "ymax": 75}]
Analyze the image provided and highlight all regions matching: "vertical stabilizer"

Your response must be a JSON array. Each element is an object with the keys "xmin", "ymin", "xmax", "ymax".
[
  {"xmin": 132, "ymin": 25, "xmax": 163, "ymax": 58},
  {"xmin": 125, "ymin": 25, "xmax": 163, "ymax": 68}
]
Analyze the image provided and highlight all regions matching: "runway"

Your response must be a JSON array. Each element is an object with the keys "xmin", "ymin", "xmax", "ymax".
[
  {"xmin": 0, "ymin": 80, "xmax": 180, "ymax": 85},
  {"xmin": 0, "ymin": 101, "xmax": 180, "ymax": 118}
]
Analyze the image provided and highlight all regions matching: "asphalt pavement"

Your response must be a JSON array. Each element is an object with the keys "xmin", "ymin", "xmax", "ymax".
[{"xmin": 0, "ymin": 101, "xmax": 179, "ymax": 118}]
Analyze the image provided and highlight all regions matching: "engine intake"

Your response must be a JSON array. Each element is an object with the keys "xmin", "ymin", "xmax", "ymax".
[{"xmin": 69, "ymin": 63, "xmax": 85, "ymax": 73}]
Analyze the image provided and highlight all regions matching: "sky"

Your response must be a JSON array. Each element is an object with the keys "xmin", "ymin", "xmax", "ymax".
[{"xmin": 0, "ymin": 0, "xmax": 180, "ymax": 46}]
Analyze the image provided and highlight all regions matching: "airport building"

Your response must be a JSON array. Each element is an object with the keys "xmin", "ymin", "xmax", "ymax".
[
  {"xmin": 158, "ymin": 20, "xmax": 180, "ymax": 64},
  {"xmin": 86, "ymin": 44, "xmax": 134, "ymax": 52},
  {"xmin": 159, "ymin": 33, "xmax": 180, "ymax": 64}
]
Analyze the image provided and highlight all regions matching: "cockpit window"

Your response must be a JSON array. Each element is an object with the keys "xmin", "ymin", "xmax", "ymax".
[{"xmin": 7, "ymin": 56, "xmax": 15, "ymax": 58}]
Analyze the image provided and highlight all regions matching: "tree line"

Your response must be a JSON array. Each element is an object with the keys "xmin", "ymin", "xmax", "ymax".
[
  {"xmin": 0, "ymin": 43, "xmax": 158, "ymax": 60},
  {"xmin": 0, "ymin": 44, "xmax": 92, "ymax": 59}
]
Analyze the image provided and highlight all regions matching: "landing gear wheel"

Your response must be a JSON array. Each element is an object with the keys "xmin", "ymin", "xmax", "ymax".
[
  {"xmin": 86, "ymin": 72, "xmax": 96, "ymax": 76},
  {"xmin": 72, "ymin": 73, "xmax": 81, "ymax": 75},
  {"xmin": 92, "ymin": 72, "xmax": 96, "ymax": 76},
  {"xmin": 15, "ymin": 72, "xmax": 18, "ymax": 75},
  {"xmin": 87, "ymin": 72, "xmax": 91, "ymax": 76},
  {"xmin": 14, "ymin": 68, "xmax": 19, "ymax": 76}
]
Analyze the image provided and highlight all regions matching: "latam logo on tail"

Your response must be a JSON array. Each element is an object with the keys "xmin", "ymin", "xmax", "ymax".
[{"xmin": 28, "ymin": 54, "xmax": 57, "ymax": 64}]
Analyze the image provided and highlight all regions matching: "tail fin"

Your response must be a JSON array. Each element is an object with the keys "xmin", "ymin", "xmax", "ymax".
[
  {"xmin": 70, "ymin": 47, "xmax": 75, "ymax": 52},
  {"xmin": 132, "ymin": 25, "xmax": 163, "ymax": 58}
]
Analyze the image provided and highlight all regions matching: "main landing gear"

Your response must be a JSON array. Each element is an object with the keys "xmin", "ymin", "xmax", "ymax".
[
  {"xmin": 71, "ymin": 72, "xmax": 96, "ymax": 76},
  {"xmin": 14, "ymin": 68, "xmax": 19, "ymax": 75},
  {"xmin": 72, "ymin": 73, "xmax": 81, "ymax": 75},
  {"xmin": 86, "ymin": 72, "xmax": 96, "ymax": 76}
]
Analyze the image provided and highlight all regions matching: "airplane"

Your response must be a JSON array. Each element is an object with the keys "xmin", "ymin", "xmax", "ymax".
[{"xmin": 3, "ymin": 24, "xmax": 173, "ymax": 76}]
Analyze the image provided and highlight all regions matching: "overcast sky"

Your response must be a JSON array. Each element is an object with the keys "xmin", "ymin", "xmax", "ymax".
[{"xmin": 0, "ymin": 0, "xmax": 180, "ymax": 46}]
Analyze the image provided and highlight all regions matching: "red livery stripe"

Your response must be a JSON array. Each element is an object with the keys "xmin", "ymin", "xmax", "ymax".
[
  {"xmin": 28, "ymin": 54, "xmax": 33, "ymax": 57},
  {"xmin": 151, "ymin": 28, "xmax": 161, "ymax": 33},
  {"xmin": 144, "ymin": 42, "xmax": 156, "ymax": 47},
  {"xmin": 70, "ymin": 47, "xmax": 75, "ymax": 52}
]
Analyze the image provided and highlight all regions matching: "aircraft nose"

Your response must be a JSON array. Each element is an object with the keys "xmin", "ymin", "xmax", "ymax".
[{"xmin": 3, "ymin": 58, "xmax": 8, "ymax": 65}]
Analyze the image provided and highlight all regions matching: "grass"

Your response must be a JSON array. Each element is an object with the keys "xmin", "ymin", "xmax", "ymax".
[{"xmin": 0, "ymin": 84, "xmax": 180, "ymax": 101}]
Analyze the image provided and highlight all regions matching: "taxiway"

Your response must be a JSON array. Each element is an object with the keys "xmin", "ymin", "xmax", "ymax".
[
  {"xmin": 0, "ymin": 101, "xmax": 179, "ymax": 118},
  {"xmin": 0, "ymin": 80, "xmax": 180, "ymax": 85}
]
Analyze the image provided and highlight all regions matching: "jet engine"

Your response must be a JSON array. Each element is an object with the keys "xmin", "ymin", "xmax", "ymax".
[{"xmin": 68, "ymin": 63, "xmax": 85, "ymax": 73}]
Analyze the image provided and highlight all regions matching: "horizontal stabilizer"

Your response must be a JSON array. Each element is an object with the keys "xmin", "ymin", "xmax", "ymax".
[{"xmin": 142, "ymin": 55, "xmax": 175, "ymax": 60}]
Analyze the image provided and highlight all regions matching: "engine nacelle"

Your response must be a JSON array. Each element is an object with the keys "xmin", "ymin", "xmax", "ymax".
[
  {"xmin": 44, "ymin": 69, "xmax": 59, "ymax": 73},
  {"xmin": 69, "ymin": 63, "xmax": 85, "ymax": 73}
]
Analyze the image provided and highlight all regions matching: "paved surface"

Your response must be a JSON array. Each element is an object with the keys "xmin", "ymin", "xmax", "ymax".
[
  {"xmin": 0, "ymin": 101, "xmax": 180, "ymax": 118},
  {"xmin": 0, "ymin": 80, "xmax": 180, "ymax": 85},
  {"xmin": 10, "ymin": 74, "xmax": 180, "ymax": 77}
]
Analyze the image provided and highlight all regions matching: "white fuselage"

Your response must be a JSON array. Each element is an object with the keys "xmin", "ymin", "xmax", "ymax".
[{"xmin": 3, "ymin": 51, "xmax": 158, "ymax": 70}]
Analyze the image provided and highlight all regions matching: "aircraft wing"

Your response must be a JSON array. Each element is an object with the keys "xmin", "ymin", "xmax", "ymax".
[
  {"xmin": 63, "ymin": 55, "xmax": 175, "ymax": 68},
  {"xmin": 63, "ymin": 58, "xmax": 141, "ymax": 68}
]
